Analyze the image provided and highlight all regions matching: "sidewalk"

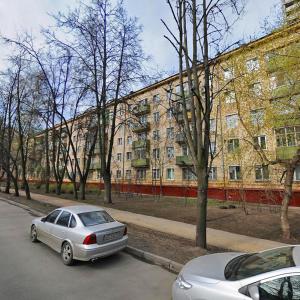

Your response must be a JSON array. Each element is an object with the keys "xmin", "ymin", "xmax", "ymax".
[{"xmin": 11, "ymin": 190, "xmax": 287, "ymax": 253}]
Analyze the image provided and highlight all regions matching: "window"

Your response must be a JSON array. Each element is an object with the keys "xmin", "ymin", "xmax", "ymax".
[
  {"xmin": 153, "ymin": 130, "xmax": 160, "ymax": 141},
  {"xmin": 167, "ymin": 108, "xmax": 173, "ymax": 119},
  {"xmin": 153, "ymin": 148, "xmax": 160, "ymax": 159},
  {"xmin": 229, "ymin": 166, "xmax": 241, "ymax": 180},
  {"xmin": 135, "ymin": 148, "xmax": 147, "ymax": 159},
  {"xmin": 117, "ymin": 138, "xmax": 123, "ymax": 145},
  {"xmin": 45, "ymin": 210, "xmax": 61, "ymax": 223},
  {"xmin": 126, "ymin": 152, "xmax": 132, "ymax": 161},
  {"xmin": 125, "ymin": 170, "xmax": 132, "ymax": 180},
  {"xmin": 182, "ymin": 145, "xmax": 189, "ymax": 156},
  {"xmin": 251, "ymin": 109, "xmax": 264, "ymax": 126},
  {"xmin": 225, "ymin": 91, "xmax": 236, "ymax": 103},
  {"xmin": 166, "ymin": 127, "xmax": 174, "ymax": 139},
  {"xmin": 153, "ymin": 112, "xmax": 160, "ymax": 123},
  {"xmin": 127, "ymin": 136, "xmax": 132, "ymax": 145},
  {"xmin": 227, "ymin": 139, "xmax": 239, "ymax": 152},
  {"xmin": 251, "ymin": 82, "xmax": 262, "ymax": 96},
  {"xmin": 224, "ymin": 67, "xmax": 234, "ymax": 80},
  {"xmin": 254, "ymin": 135, "xmax": 267, "ymax": 150},
  {"xmin": 56, "ymin": 211, "xmax": 71, "ymax": 227},
  {"xmin": 138, "ymin": 132, "xmax": 147, "ymax": 140},
  {"xmin": 139, "ymin": 98, "xmax": 148, "ymax": 105},
  {"xmin": 294, "ymin": 165, "xmax": 300, "ymax": 181},
  {"xmin": 182, "ymin": 168, "xmax": 196, "ymax": 180},
  {"xmin": 275, "ymin": 126, "xmax": 300, "ymax": 147},
  {"xmin": 209, "ymin": 167, "xmax": 217, "ymax": 180},
  {"xmin": 117, "ymin": 153, "xmax": 122, "ymax": 162},
  {"xmin": 225, "ymin": 246, "xmax": 295, "ymax": 281},
  {"xmin": 152, "ymin": 168, "xmax": 160, "ymax": 180},
  {"xmin": 255, "ymin": 165, "xmax": 270, "ymax": 181},
  {"xmin": 210, "ymin": 119, "xmax": 216, "ymax": 132},
  {"xmin": 116, "ymin": 170, "xmax": 121, "ymax": 179},
  {"xmin": 153, "ymin": 94, "xmax": 160, "ymax": 103},
  {"xmin": 70, "ymin": 215, "xmax": 77, "ymax": 228},
  {"xmin": 226, "ymin": 114, "xmax": 238, "ymax": 129},
  {"xmin": 258, "ymin": 275, "xmax": 300, "ymax": 300},
  {"xmin": 166, "ymin": 168, "xmax": 175, "ymax": 180},
  {"xmin": 139, "ymin": 115, "xmax": 148, "ymax": 124},
  {"xmin": 270, "ymin": 75, "xmax": 277, "ymax": 90},
  {"xmin": 78, "ymin": 211, "xmax": 114, "ymax": 227},
  {"xmin": 209, "ymin": 142, "xmax": 217, "ymax": 154},
  {"xmin": 246, "ymin": 57, "xmax": 260, "ymax": 72},
  {"xmin": 166, "ymin": 147, "xmax": 174, "ymax": 158},
  {"xmin": 136, "ymin": 169, "xmax": 146, "ymax": 180}
]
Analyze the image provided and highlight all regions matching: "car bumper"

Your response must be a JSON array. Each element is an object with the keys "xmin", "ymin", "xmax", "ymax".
[{"xmin": 74, "ymin": 235, "xmax": 128, "ymax": 261}]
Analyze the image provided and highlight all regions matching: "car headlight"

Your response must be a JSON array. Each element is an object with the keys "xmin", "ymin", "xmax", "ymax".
[{"xmin": 176, "ymin": 275, "xmax": 192, "ymax": 290}]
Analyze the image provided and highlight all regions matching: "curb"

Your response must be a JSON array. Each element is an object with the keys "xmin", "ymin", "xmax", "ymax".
[
  {"xmin": 0, "ymin": 196, "xmax": 183, "ymax": 274},
  {"xmin": 0, "ymin": 197, "xmax": 44, "ymax": 217},
  {"xmin": 124, "ymin": 245, "xmax": 183, "ymax": 274}
]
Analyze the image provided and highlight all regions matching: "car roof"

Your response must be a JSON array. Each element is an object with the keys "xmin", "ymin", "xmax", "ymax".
[{"xmin": 59, "ymin": 205, "xmax": 105, "ymax": 215}]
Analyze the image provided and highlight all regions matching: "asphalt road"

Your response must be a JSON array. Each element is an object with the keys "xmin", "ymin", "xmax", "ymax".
[{"xmin": 0, "ymin": 200, "xmax": 175, "ymax": 300}]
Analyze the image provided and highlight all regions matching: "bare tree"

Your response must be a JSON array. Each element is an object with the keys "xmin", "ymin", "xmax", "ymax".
[
  {"xmin": 50, "ymin": 0, "xmax": 147, "ymax": 203},
  {"xmin": 163, "ymin": 0, "xmax": 244, "ymax": 248}
]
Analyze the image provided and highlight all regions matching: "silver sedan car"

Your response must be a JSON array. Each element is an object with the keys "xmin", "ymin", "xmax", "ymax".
[
  {"xmin": 30, "ymin": 205, "xmax": 128, "ymax": 265},
  {"xmin": 173, "ymin": 245, "xmax": 300, "ymax": 300}
]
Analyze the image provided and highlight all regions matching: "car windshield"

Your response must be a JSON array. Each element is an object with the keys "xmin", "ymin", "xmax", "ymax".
[
  {"xmin": 225, "ymin": 247, "xmax": 295, "ymax": 281},
  {"xmin": 78, "ymin": 211, "xmax": 114, "ymax": 227}
]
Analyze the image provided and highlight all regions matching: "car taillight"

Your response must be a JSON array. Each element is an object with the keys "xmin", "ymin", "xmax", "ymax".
[
  {"xmin": 123, "ymin": 226, "xmax": 127, "ymax": 236},
  {"xmin": 83, "ymin": 233, "xmax": 97, "ymax": 245}
]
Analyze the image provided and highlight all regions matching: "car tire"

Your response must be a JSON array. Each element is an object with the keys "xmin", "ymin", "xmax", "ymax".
[
  {"xmin": 31, "ymin": 225, "xmax": 38, "ymax": 243},
  {"xmin": 61, "ymin": 242, "xmax": 74, "ymax": 266}
]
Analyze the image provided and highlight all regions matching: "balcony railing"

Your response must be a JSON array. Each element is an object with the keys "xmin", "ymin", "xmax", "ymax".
[
  {"xmin": 176, "ymin": 155, "xmax": 193, "ymax": 166},
  {"xmin": 276, "ymin": 146, "xmax": 299, "ymax": 160},
  {"xmin": 132, "ymin": 122, "xmax": 150, "ymax": 133},
  {"xmin": 132, "ymin": 139, "xmax": 150, "ymax": 149},
  {"xmin": 131, "ymin": 158, "xmax": 150, "ymax": 168},
  {"xmin": 133, "ymin": 104, "xmax": 150, "ymax": 116}
]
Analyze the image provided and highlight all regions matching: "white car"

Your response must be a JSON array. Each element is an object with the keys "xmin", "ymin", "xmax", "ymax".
[
  {"xmin": 173, "ymin": 245, "xmax": 300, "ymax": 300},
  {"xmin": 31, "ymin": 205, "xmax": 128, "ymax": 265}
]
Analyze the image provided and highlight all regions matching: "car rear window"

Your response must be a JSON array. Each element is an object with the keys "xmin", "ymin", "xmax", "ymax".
[
  {"xmin": 225, "ymin": 247, "xmax": 295, "ymax": 281},
  {"xmin": 78, "ymin": 211, "xmax": 114, "ymax": 227}
]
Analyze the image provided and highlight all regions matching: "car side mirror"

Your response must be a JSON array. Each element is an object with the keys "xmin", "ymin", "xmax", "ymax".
[
  {"xmin": 41, "ymin": 217, "xmax": 46, "ymax": 222},
  {"xmin": 248, "ymin": 285, "xmax": 260, "ymax": 300}
]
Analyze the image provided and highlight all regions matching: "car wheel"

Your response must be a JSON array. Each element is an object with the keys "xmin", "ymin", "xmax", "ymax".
[
  {"xmin": 31, "ymin": 225, "xmax": 38, "ymax": 243},
  {"xmin": 61, "ymin": 242, "xmax": 74, "ymax": 266}
]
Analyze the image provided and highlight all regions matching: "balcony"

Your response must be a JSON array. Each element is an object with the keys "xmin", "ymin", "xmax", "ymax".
[
  {"xmin": 131, "ymin": 158, "xmax": 150, "ymax": 168},
  {"xmin": 176, "ymin": 155, "xmax": 193, "ymax": 166},
  {"xmin": 276, "ymin": 146, "xmax": 299, "ymax": 160},
  {"xmin": 266, "ymin": 58, "xmax": 280, "ymax": 73},
  {"xmin": 90, "ymin": 162, "xmax": 101, "ymax": 169},
  {"xmin": 133, "ymin": 104, "xmax": 150, "ymax": 116},
  {"xmin": 132, "ymin": 122, "xmax": 150, "ymax": 133},
  {"xmin": 132, "ymin": 139, "xmax": 150, "ymax": 149},
  {"xmin": 175, "ymin": 132, "xmax": 186, "ymax": 144},
  {"xmin": 271, "ymin": 83, "xmax": 300, "ymax": 99}
]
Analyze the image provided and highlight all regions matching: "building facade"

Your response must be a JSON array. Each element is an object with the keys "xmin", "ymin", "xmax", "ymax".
[{"xmin": 31, "ymin": 22, "xmax": 300, "ymax": 204}]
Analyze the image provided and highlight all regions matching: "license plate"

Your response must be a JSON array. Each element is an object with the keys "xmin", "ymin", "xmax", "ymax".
[{"xmin": 104, "ymin": 232, "xmax": 120, "ymax": 242}]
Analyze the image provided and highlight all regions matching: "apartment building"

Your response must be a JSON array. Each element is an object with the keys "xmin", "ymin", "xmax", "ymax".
[
  {"xmin": 31, "ymin": 21, "xmax": 300, "ymax": 204},
  {"xmin": 283, "ymin": 0, "xmax": 300, "ymax": 23}
]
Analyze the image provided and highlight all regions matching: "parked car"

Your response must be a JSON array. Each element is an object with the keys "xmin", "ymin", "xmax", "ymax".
[
  {"xmin": 173, "ymin": 245, "xmax": 300, "ymax": 300},
  {"xmin": 30, "ymin": 205, "xmax": 128, "ymax": 265}
]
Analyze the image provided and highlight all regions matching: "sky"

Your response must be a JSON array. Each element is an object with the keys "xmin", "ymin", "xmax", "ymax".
[{"xmin": 0, "ymin": 0, "xmax": 281, "ymax": 73}]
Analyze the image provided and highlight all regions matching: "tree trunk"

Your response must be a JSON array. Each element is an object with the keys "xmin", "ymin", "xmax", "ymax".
[
  {"xmin": 56, "ymin": 181, "xmax": 62, "ymax": 195},
  {"xmin": 23, "ymin": 180, "xmax": 31, "ymax": 200},
  {"xmin": 5, "ymin": 174, "xmax": 10, "ymax": 194},
  {"xmin": 12, "ymin": 177, "xmax": 19, "ymax": 197},
  {"xmin": 103, "ymin": 172, "xmax": 112, "ymax": 204},
  {"xmin": 80, "ymin": 180, "xmax": 86, "ymax": 200},
  {"xmin": 281, "ymin": 164, "xmax": 294, "ymax": 240},
  {"xmin": 195, "ymin": 173, "xmax": 208, "ymax": 248}
]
